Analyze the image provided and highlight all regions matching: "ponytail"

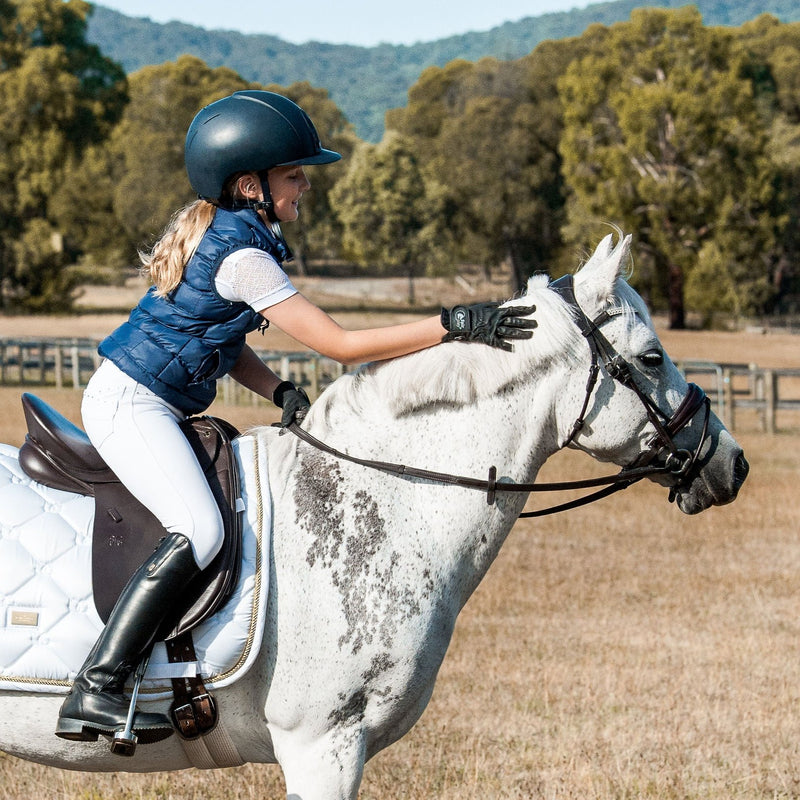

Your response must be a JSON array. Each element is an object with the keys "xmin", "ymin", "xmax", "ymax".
[{"xmin": 140, "ymin": 200, "xmax": 217, "ymax": 296}]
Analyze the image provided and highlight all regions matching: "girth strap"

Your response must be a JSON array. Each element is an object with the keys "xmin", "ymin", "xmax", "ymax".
[{"xmin": 166, "ymin": 632, "xmax": 217, "ymax": 740}]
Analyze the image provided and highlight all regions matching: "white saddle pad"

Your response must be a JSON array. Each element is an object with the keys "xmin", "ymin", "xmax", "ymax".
[{"xmin": 0, "ymin": 433, "xmax": 270, "ymax": 701}]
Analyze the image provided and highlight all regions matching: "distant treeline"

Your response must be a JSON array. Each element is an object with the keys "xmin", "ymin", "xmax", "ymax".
[
  {"xmin": 87, "ymin": 0, "xmax": 800, "ymax": 141},
  {"xmin": 2, "ymin": 0, "xmax": 800, "ymax": 331}
]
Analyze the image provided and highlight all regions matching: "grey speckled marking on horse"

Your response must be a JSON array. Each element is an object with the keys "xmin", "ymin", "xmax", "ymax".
[
  {"xmin": 328, "ymin": 654, "xmax": 399, "ymax": 727},
  {"xmin": 297, "ymin": 452, "xmax": 345, "ymax": 568},
  {"xmin": 295, "ymin": 455, "xmax": 432, "ymax": 656}
]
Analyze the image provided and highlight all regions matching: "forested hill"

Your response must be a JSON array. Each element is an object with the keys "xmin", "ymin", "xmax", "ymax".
[{"xmin": 88, "ymin": 0, "xmax": 800, "ymax": 141}]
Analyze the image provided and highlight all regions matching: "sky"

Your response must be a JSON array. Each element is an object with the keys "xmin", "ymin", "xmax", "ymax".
[{"xmin": 94, "ymin": 1, "xmax": 596, "ymax": 47}]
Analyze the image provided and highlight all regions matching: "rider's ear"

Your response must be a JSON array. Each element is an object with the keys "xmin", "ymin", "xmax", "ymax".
[{"xmin": 235, "ymin": 173, "xmax": 261, "ymax": 200}]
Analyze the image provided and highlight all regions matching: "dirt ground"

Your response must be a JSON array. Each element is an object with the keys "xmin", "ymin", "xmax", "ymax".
[{"xmin": 0, "ymin": 274, "xmax": 799, "ymax": 798}]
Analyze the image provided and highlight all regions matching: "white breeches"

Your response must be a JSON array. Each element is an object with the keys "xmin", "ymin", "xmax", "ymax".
[{"xmin": 81, "ymin": 360, "xmax": 224, "ymax": 570}]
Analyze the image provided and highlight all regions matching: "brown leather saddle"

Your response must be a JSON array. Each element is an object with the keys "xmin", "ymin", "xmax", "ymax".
[{"xmin": 17, "ymin": 392, "xmax": 243, "ymax": 640}]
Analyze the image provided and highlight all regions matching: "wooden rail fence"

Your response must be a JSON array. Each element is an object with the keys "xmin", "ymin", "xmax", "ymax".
[
  {"xmin": 0, "ymin": 337, "xmax": 346, "ymax": 404},
  {"xmin": 0, "ymin": 338, "xmax": 797, "ymax": 433}
]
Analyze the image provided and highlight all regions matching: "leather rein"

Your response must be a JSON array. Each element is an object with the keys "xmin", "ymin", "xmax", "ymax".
[{"xmin": 287, "ymin": 274, "xmax": 710, "ymax": 518}]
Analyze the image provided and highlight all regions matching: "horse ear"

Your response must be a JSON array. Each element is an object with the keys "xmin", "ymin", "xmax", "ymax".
[{"xmin": 574, "ymin": 233, "xmax": 632, "ymax": 310}]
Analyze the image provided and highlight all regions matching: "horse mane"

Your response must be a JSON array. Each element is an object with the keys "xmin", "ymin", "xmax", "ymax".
[
  {"xmin": 316, "ymin": 276, "xmax": 585, "ymax": 421},
  {"xmin": 313, "ymin": 234, "xmax": 638, "ymax": 421}
]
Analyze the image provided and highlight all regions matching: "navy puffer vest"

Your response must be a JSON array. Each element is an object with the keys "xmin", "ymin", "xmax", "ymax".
[{"xmin": 99, "ymin": 207, "xmax": 288, "ymax": 415}]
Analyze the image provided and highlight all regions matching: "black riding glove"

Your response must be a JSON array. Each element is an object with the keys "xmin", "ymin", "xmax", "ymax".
[
  {"xmin": 441, "ymin": 302, "xmax": 537, "ymax": 351},
  {"xmin": 272, "ymin": 380, "xmax": 311, "ymax": 427}
]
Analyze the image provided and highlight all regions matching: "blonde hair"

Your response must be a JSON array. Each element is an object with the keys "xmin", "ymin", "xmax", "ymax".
[{"xmin": 139, "ymin": 199, "xmax": 218, "ymax": 296}]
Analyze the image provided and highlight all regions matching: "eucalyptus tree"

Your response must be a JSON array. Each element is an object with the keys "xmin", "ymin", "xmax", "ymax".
[
  {"xmin": 0, "ymin": 0, "xmax": 126, "ymax": 309},
  {"xmin": 388, "ymin": 44, "xmax": 574, "ymax": 293},
  {"xmin": 330, "ymin": 132, "xmax": 452, "ymax": 303},
  {"xmin": 735, "ymin": 15, "xmax": 800, "ymax": 314},
  {"xmin": 558, "ymin": 7, "xmax": 774, "ymax": 327}
]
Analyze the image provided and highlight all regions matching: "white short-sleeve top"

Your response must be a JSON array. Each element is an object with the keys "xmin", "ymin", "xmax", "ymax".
[{"xmin": 214, "ymin": 248, "xmax": 297, "ymax": 313}]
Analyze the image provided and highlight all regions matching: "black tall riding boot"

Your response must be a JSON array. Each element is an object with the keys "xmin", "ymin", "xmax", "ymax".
[{"xmin": 56, "ymin": 533, "xmax": 202, "ymax": 743}]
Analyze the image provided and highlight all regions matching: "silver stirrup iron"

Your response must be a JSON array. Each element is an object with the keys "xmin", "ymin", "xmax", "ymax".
[{"xmin": 110, "ymin": 653, "xmax": 151, "ymax": 757}]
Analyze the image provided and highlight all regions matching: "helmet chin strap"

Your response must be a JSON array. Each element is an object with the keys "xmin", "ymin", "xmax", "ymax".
[
  {"xmin": 251, "ymin": 175, "xmax": 279, "ymax": 222},
  {"xmin": 219, "ymin": 175, "xmax": 294, "ymax": 262},
  {"xmin": 255, "ymin": 175, "xmax": 294, "ymax": 262}
]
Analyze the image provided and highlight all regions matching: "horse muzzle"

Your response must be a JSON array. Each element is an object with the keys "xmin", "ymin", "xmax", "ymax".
[{"xmin": 671, "ymin": 436, "xmax": 749, "ymax": 515}]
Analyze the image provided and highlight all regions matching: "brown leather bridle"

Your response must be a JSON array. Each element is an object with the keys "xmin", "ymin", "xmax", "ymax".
[{"xmin": 286, "ymin": 275, "xmax": 711, "ymax": 518}]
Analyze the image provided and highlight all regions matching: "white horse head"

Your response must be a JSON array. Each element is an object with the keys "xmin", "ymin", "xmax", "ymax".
[
  {"xmin": 307, "ymin": 232, "xmax": 745, "ymax": 517},
  {"xmin": 0, "ymin": 233, "xmax": 747, "ymax": 799}
]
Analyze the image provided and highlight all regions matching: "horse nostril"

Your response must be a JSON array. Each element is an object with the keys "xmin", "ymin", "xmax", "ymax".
[{"xmin": 733, "ymin": 452, "xmax": 749, "ymax": 489}]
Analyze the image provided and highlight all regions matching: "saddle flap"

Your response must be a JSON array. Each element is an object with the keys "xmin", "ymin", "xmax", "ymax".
[
  {"xmin": 92, "ymin": 415, "xmax": 243, "ymax": 640},
  {"xmin": 168, "ymin": 416, "xmax": 243, "ymax": 638}
]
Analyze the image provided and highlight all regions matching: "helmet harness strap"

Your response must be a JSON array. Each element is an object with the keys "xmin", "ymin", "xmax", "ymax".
[
  {"xmin": 215, "ymin": 174, "xmax": 294, "ymax": 263},
  {"xmin": 251, "ymin": 175, "xmax": 278, "ymax": 223},
  {"xmin": 253, "ymin": 173, "xmax": 293, "ymax": 262}
]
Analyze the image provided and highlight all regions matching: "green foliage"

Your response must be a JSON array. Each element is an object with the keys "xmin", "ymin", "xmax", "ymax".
[
  {"xmin": 389, "ymin": 48, "xmax": 573, "ymax": 291},
  {"xmin": 0, "ymin": 0, "xmax": 127, "ymax": 310},
  {"xmin": 85, "ymin": 0, "xmax": 800, "ymax": 142},
  {"xmin": 330, "ymin": 133, "xmax": 454, "ymax": 295},
  {"xmin": 558, "ymin": 7, "xmax": 777, "ymax": 327},
  {"xmin": 6, "ymin": 0, "xmax": 800, "ymax": 324}
]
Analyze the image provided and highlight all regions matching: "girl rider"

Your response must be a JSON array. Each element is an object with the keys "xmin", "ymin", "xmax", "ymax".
[{"xmin": 55, "ymin": 90, "xmax": 536, "ymax": 744}]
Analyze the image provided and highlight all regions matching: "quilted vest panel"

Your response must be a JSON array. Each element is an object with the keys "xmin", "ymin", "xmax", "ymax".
[{"xmin": 99, "ymin": 208, "xmax": 286, "ymax": 414}]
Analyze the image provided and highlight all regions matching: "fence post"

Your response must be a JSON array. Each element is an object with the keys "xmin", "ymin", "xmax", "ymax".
[
  {"xmin": 751, "ymin": 365, "xmax": 765, "ymax": 432},
  {"xmin": 38, "ymin": 342, "xmax": 46, "ymax": 385},
  {"xmin": 309, "ymin": 357, "xmax": 320, "ymax": 399},
  {"xmin": 54, "ymin": 346, "xmax": 63, "ymax": 389},
  {"xmin": 70, "ymin": 345, "xmax": 80, "ymax": 388},
  {"xmin": 723, "ymin": 367, "xmax": 735, "ymax": 430},
  {"xmin": 765, "ymin": 369, "xmax": 776, "ymax": 434}
]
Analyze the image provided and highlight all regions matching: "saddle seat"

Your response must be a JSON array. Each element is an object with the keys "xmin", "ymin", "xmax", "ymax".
[
  {"xmin": 17, "ymin": 392, "xmax": 243, "ymax": 640},
  {"xmin": 18, "ymin": 392, "xmax": 114, "ymax": 494}
]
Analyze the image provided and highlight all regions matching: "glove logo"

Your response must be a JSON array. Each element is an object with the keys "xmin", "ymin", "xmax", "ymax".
[{"xmin": 453, "ymin": 308, "xmax": 468, "ymax": 331}]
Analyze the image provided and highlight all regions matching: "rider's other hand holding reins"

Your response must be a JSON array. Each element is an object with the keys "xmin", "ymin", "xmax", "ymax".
[
  {"xmin": 441, "ymin": 302, "xmax": 537, "ymax": 351},
  {"xmin": 273, "ymin": 380, "xmax": 311, "ymax": 427}
]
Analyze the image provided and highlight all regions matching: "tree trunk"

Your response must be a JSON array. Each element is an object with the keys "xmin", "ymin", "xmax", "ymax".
[
  {"xmin": 667, "ymin": 260, "xmax": 685, "ymax": 329},
  {"xmin": 292, "ymin": 248, "xmax": 308, "ymax": 277},
  {"xmin": 506, "ymin": 242, "xmax": 529, "ymax": 296},
  {"xmin": 407, "ymin": 267, "xmax": 416, "ymax": 306}
]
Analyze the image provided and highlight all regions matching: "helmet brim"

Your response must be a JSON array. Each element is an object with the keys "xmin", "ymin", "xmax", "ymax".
[{"xmin": 280, "ymin": 148, "xmax": 342, "ymax": 167}]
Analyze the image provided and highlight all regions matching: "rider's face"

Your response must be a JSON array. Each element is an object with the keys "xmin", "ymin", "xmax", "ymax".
[{"xmin": 266, "ymin": 165, "xmax": 311, "ymax": 222}]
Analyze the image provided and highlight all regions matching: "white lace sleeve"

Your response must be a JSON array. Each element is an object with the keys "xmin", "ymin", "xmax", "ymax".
[{"xmin": 215, "ymin": 248, "xmax": 297, "ymax": 311}]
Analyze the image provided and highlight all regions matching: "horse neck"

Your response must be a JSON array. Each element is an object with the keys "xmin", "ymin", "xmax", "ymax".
[
  {"xmin": 316, "ymin": 369, "xmax": 559, "ymax": 485},
  {"xmin": 308, "ymin": 369, "xmax": 563, "ymax": 607}
]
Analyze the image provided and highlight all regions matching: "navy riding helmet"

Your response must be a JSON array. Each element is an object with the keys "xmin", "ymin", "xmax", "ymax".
[{"xmin": 184, "ymin": 90, "xmax": 342, "ymax": 203}]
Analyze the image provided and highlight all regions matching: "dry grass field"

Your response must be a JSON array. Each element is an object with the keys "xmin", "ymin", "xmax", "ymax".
[{"xmin": 0, "ymin": 302, "xmax": 798, "ymax": 799}]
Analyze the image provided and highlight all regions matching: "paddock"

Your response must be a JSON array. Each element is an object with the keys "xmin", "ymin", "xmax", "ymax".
[
  {"xmin": 0, "ymin": 315, "xmax": 794, "ymax": 798},
  {"xmin": 0, "ymin": 405, "xmax": 793, "ymax": 798}
]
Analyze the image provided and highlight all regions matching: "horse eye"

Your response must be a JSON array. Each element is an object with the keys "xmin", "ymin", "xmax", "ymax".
[{"xmin": 639, "ymin": 349, "xmax": 664, "ymax": 368}]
